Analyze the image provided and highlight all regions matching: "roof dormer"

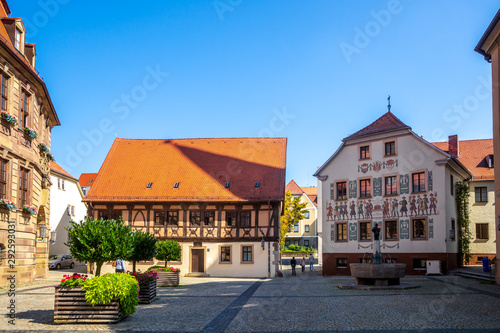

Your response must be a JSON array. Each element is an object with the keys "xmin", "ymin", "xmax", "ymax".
[
  {"xmin": 25, "ymin": 43, "xmax": 36, "ymax": 67},
  {"xmin": 1, "ymin": 17, "xmax": 26, "ymax": 54}
]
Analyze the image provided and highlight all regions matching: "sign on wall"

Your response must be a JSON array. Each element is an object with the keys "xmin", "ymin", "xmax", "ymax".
[
  {"xmin": 400, "ymin": 174, "xmax": 409, "ymax": 194},
  {"xmin": 349, "ymin": 222, "xmax": 357, "ymax": 241},
  {"xmin": 373, "ymin": 177, "xmax": 382, "ymax": 197},
  {"xmin": 400, "ymin": 219, "xmax": 410, "ymax": 239},
  {"xmin": 349, "ymin": 180, "xmax": 357, "ymax": 199}
]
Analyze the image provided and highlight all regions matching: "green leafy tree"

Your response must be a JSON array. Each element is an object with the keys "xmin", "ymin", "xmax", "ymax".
[
  {"xmin": 280, "ymin": 191, "xmax": 307, "ymax": 252},
  {"xmin": 127, "ymin": 230, "xmax": 157, "ymax": 273},
  {"xmin": 455, "ymin": 181, "xmax": 472, "ymax": 265},
  {"xmin": 155, "ymin": 240, "xmax": 181, "ymax": 267},
  {"xmin": 65, "ymin": 217, "xmax": 135, "ymax": 276}
]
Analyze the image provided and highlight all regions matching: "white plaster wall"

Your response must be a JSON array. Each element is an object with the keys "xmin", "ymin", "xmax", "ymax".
[
  {"xmin": 319, "ymin": 132, "xmax": 463, "ymax": 256},
  {"xmin": 49, "ymin": 175, "xmax": 87, "ymax": 255}
]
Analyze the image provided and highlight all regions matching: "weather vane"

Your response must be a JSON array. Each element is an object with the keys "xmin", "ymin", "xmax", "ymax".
[{"xmin": 387, "ymin": 95, "xmax": 391, "ymax": 112}]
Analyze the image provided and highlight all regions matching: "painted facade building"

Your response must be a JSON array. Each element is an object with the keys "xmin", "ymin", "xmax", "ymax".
[
  {"xmin": 314, "ymin": 111, "xmax": 471, "ymax": 276},
  {"xmin": 284, "ymin": 180, "xmax": 318, "ymax": 250},
  {"xmin": 433, "ymin": 137, "xmax": 495, "ymax": 265},
  {"xmin": 0, "ymin": 0, "xmax": 60, "ymax": 286},
  {"xmin": 78, "ymin": 173, "xmax": 97, "ymax": 197},
  {"xmin": 83, "ymin": 138, "xmax": 286, "ymax": 278},
  {"xmin": 49, "ymin": 162, "xmax": 87, "ymax": 256},
  {"xmin": 475, "ymin": 8, "xmax": 500, "ymax": 284}
]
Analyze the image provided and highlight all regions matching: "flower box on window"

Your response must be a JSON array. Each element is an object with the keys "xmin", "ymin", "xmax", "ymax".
[
  {"xmin": 39, "ymin": 143, "xmax": 49, "ymax": 153},
  {"xmin": 47, "ymin": 152, "xmax": 55, "ymax": 162},
  {"xmin": 22, "ymin": 205, "xmax": 37, "ymax": 216},
  {"xmin": 0, "ymin": 199, "xmax": 16, "ymax": 212},
  {"xmin": 0, "ymin": 111, "xmax": 18, "ymax": 126},
  {"xmin": 23, "ymin": 127, "xmax": 38, "ymax": 139}
]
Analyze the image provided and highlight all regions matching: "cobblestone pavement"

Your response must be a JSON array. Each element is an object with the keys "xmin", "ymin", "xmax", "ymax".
[{"xmin": 2, "ymin": 266, "xmax": 500, "ymax": 332}]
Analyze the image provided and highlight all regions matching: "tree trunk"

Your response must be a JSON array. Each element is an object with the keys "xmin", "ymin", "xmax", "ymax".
[
  {"xmin": 164, "ymin": 260, "xmax": 168, "ymax": 268},
  {"xmin": 95, "ymin": 262, "xmax": 103, "ymax": 276},
  {"xmin": 133, "ymin": 261, "xmax": 137, "ymax": 273}
]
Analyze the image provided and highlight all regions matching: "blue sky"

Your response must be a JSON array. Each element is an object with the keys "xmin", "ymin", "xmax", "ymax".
[{"xmin": 11, "ymin": 0, "xmax": 500, "ymax": 187}]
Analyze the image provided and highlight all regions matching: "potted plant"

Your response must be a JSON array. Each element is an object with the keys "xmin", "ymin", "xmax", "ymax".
[
  {"xmin": 54, "ymin": 272, "xmax": 139, "ymax": 324},
  {"xmin": 151, "ymin": 240, "xmax": 181, "ymax": 286},
  {"xmin": 47, "ymin": 152, "xmax": 55, "ymax": 162},
  {"xmin": 22, "ymin": 204, "xmax": 37, "ymax": 216},
  {"xmin": 23, "ymin": 126, "xmax": 38, "ymax": 138},
  {"xmin": 129, "ymin": 269, "xmax": 158, "ymax": 304},
  {"xmin": 39, "ymin": 143, "xmax": 49, "ymax": 152},
  {"xmin": 0, "ymin": 198, "xmax": 16, "ymax": 212},
  {"xmin": 0, "ymin": 110, "xmax": 18, "ymax": 126}
]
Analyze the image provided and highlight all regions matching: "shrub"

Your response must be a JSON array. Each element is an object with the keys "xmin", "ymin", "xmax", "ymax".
[
  {"xmin": 129, "ymin": 269, "xmax": 158, "ymax": 287},
  {"xmin": 82, "ymin": 273, "xmax": 139, "ymax": 316},
  {"xmin": 60, "ymin": 273, "xmax": 88, "ymax": 287},
  {"xmin": 155, "ymin": 240, "xmax": 181, "ymax": 267},
  {"xmin": 148, "ymin": 265, "xmax": 180, "ymax": 273}
]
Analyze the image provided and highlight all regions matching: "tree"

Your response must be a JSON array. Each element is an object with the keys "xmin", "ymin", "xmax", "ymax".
[
  {"xmin": 280, "ymin": 191, "xmax": 307, "ymax": 252},
  {"xmin": 155, "ymin": 240, "xmax": 181, "ymax": 267},
  {"xmin": 65, "ymin": 217, "xmax": 135, "ymax": 276},
  {"xmin": 127, "ymin": 230, "xmax": 157, "ymax": 273}
]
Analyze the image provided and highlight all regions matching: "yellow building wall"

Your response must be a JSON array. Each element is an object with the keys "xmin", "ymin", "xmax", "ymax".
[{"xmin": 469, "ymin": 180, "xmax": 496, "ymax": 264}]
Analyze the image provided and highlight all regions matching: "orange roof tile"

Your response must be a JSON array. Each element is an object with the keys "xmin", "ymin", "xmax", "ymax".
[
  {"xmin": 432, "ymin": 139, "xmax": 493, "ymax": 181},
  {"xmin": 50, "ymin": 161, "xmax": 78, "ymax": 181},
  {"xmin": 301, "ymin": 186, "xmax": 318, "ymax": 207},
  {"xmin": 285, "ymin": 179, "xmax": 303, "ymax": 195},
  {"xmin": 79, "ymin": 173, "xmax": 98, "ymax": 187},
  {"xmin": 84, "ymin": 138, "xmax": 287, "ymax": 202},
  {"xmin": 344, "ymin": 111, "xmax": 410, "ymax": 141}
]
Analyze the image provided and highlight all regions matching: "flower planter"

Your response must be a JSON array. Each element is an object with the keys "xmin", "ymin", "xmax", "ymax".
[
  {"xmin": 54, "ymin": 286, "xmax": 126, "ymax": 324},
  {"xmin": 138, "ymin": 279, "xmax": 157, "ymax": 304},
  {"xmin": 157, "ymin": 270, "xmax": 179, "ymax": 287}
]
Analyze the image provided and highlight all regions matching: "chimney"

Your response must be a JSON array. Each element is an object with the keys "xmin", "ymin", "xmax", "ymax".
[{"xmin": 448, "ymin": 135, "xmax": 459, "ymax": 158}]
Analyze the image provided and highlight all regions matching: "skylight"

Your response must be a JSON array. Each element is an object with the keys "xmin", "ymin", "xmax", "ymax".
[
  {"xmin": 255, "ymin": 182, "xmax": 260, "ymax": 188},
  {"xmin": 147, "ymin": 182, "xmax": 153, "ymax": 188},
  {"xmin": 174, "ymin": 182, "xmax": 180, "ymax": 188},
  {"xmin": 225, "ymin": 182, "xmax": 230, "ymax": 188}
]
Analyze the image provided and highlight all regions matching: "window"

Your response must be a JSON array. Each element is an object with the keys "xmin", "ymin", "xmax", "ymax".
[
  {"xmin": 413, "ymin": 258, "xmax": 426, "ymax": 270},
  {"xmin": 412, "ymin": 172, "xmax": 425, "ymax": 193},
  {"xmin": 359, "ymin": 179, "xmax": 371, "ymax": 198},
  {"xmin": 67, "ymin": 205, "xmax": 71, "ymax": 216},
  {"xmin": 336, "ymin": 258, "xmax": 347, "ymax": 268},
  {"xmin": 61, "ymin": 179, "xmax": 65, "ymax": 191},
  {"xmin": 360, "ymin": 146, "xmax": 370, "ymax": 159},
  {"xmin": 451, "ymin": 219, "xmax": 456, "ymax": 241},
  {"xmin": 475, "ymin": 187, "xmax": 487, "ymax": 203},
  {"xmin": 20, "ymin": 89, "xmax": 29, "ymax": 128},
  {"xmin": 97, "ymin": 210, "xmax": 108, "ymax": 220},
  {"xmin": 293, "ymin": 223, "xmax": 299, "ymax": 232},
  {"xmin": 226, "ymin": 211, "xmax": 237, "ymax": 226},
  {"xmin": 174, "ymin": 182, "xmax": 180, "ymax": 188},
  {"xmin": 359, "ymin": 221, "xmax": 372, "ymax": 241},
  {"xmin": 57, "ymin": 178, "xmax": 60, "ymax": 190},
  {"xmin": 14, "ymin": 28, "xmax": 21, "ymax": 50},
  {"xmin": 225, "ymin": 182, "xmax": 230, "ymax": 188},
  {"xmin": 304, "ymin": 211, "xmax": 310, "ymax": 219},
  {"xmin": 255, "ymin": 182, "xmax": 260, "ymax": 188},
  {"xmin": 385, "ymin": 141, "xmax": 396, "ymax": 156},
  {"xmin": 71, "ymin": 206, "xmax": 75, "ymax": 216},
  {"xmin": 18, "ymin": 167, "xmax": 29, "ymax": 207},
  {"xmin": 220, "ymin": 246, "xmax": 231, "ymax": 263},
  {"xmin": 110, "ymin": 210, "xmax": 122, "ymax": 220},
  {"xmin": 450, "ymin": 175, "xmax": 454, "ymax": 196},
  {"xmin": 336, "ymin": 223, "xmax": 347, "ymax": 241},
  {"xmin": 412, "ymin": 218, "xmax": 426, "ymax": 239},
  {"xmin": 304, "ymin": 240, "xmax": 309, "ymax": 247},
  {"xmin": 336, "ymin": 181, "xmax": 347, "ymax": 200},
  {"xmin": 190, "ymin": 211, "xmax": 201, "ymax": 226},
  {"xmin": 155, "ymin": 211, "xmax": 165, "ymax": 225},
  {"xmin": 240, "ymin": 211, "xmax": 251, "ymax": 227},
  {"xmin": 167, "ymin": 211, "xmax": 178, "ymax": 225},
  {"xmin": 146, "ymin": 182, "xmax": 153, "ymax": 188},
  {"xmin": 242, "ymin": 246, "xmax": 253, "ymax": 262},
  {"xmin": 488, "ymin": 154, "xmax": 494, "ymax": 168},
  {"xmin": 385, "ymin": 220, "xmax": 398, "ymax": 240},
  {"xmin": 82, "ymin": 188, "xmax": 87, "ymax": 195},
  {"xmin": 385, "ymin": 176, "xmax": 397, "ymax": 196},
  {"xmin": 204, "ymin": 211, "xmax": 215, "ymax": 226},
  {"xmin": 305, "ymin": 225, "xmax": 310, "ymax": 233},
  {"xmin": 0, "ymin": 72, "xmax": 7, "ymax": 111},
  {"xmin": 476, "ymin": 223, "xmax": 489, "ymax": 240},
  {"xmin": 0, "ymin": 159, "xmax": 7, "ymax": 199}
]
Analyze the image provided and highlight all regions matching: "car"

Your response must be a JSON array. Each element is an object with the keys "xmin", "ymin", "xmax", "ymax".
[{"xmin": 48, "ymin": 254, "xmax": 75, "ymax": 269}]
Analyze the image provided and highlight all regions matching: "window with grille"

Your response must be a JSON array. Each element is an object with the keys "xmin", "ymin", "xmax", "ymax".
[{"xmin": 242, "ymin": 246, "xmax": 252, "ymax": 262}]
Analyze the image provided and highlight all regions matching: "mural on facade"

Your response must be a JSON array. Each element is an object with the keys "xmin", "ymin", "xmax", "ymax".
[
  {"xmin": 349, "ymin": 223, "xmax": 357, "ymax": 241},
  {"xmin": 358, "ymin": 159, "xmax": 398, "ymax": 173},
  {"xmin": 400, "ymin": 219, "xmax": 410, "ymax": 239}
]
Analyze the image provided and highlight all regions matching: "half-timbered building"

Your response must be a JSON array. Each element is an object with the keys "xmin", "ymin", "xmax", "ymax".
[{"xmin": 84, "ymin": 137, "xmax": 286, "ymax": 277}]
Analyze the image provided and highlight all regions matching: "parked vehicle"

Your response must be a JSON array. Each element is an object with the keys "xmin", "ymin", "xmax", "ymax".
[{"xmin": 48, "ymin": 254, "xmax": 75, "ymax": 269}]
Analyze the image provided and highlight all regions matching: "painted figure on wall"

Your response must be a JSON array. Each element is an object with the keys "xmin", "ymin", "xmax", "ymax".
[
  {"xmin": 423, "ymin": 194, "xmax": 429, "ymax": 215},
  {"xmin": 429, "ymin": 193, "xmax": 437, "ymax": 215},
  {"xmin": 383, "ymin": 198, "xmax": 390, "ymax": 218},
  {"xmin": 358, "ymin": 201, "xmax": 364, "ymax": 219},
  {"xmin": 400, "ymin": 196, "xmax": 408, "ymax": 217},
  {"xmin": 417, "ymin": 195, "xmax": 423, "ymax": 215},
  {"xmin": 334, "ymin": 202, "xmax": 340, "ymax": 220},
  {"xmin": 327, "ymin": 203, "xmax": 333, "ymax": 221},
  {"xmin": 410, "ymin": 195, "xmax": 417, "ymax": 216},
  {"xmin": 391, "ymin": 198, "xmax": 399, "ymax": 217},
  {"xmin": 342, "ymin": 202, "xmax": 349, "ymax": 220},
  {"xmin": 365, "ymin": 200, "xmax": 373, "ymax": 218},
  {"xmin": 350, "ymin": 201, "xmax": 356, "ymax": 220}
]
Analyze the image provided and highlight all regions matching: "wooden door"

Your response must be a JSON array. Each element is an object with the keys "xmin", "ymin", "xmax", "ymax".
[{"xmin": 191, "ymin": 249, "xmax": 205, "ymax": 273}]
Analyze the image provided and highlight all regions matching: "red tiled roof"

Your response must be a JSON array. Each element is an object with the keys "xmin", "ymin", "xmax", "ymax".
[
  {"xmin": 79, "ymin": 173, "xmax": 98, "ymax": 187},
  {"xmin": 301, "ymin": 186, "xmax": 318, "ymax": 207},
  {"xmin": 344, "ymin": 111, "xmax": 411, "ymax": 141},
  {"xmin": 84, "ymin": 138, "xmax": 287, "ymax": 202},
  {"xmin": 432, "ymin": 139, "xmax": 494, "ymax": 181},
  {"xmin": 285, "ymin": 179, "xmax": 303, "ymax": 195},
  {"xmin": 50, "ymin": 162, "xmax": 78, "ymax": 181}
]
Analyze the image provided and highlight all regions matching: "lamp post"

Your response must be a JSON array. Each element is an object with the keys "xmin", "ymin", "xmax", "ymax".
[
  {"xmin": 39, "ymin": 225, "xmax": 47, "ymax": 240},
  {"xmin": 50, "ymin": 230, "xmax": 57, "ymax": 244}
]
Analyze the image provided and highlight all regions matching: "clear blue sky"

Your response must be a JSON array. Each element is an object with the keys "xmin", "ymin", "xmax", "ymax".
[{"xmin": 11, "ymin": 0, "xmax": 500, "ymax": 187}]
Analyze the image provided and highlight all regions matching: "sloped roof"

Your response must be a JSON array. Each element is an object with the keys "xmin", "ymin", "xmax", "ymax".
[
  {"xmin": 50, "ymin": 162, "xmax": 78, "ymax": 181},
  {"xmin": 84, "ymin": 138, "xmax": 287, "ymax": 202},
  {"xmin": 285, "ymin": 179, "xmax": 303, "ymax": 195},
  {"xmin": 79, "ymin": 173, "xmax": 98, "ymax": 187},
  {"xmin": 432, "ymin": 139, "xmax": 493, "ymax": 181},
  {"xmin": 344, "ymin": 111, "xmax": 411, "ymax": 141},
  {"xmin": 301, "ymin": 186, "xmax": 318, "ymax": 207}
]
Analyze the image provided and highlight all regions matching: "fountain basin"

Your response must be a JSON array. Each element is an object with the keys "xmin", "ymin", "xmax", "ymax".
[{"xmin": 350, "ymin": 263, "xmax": 406, "ymax": 286}]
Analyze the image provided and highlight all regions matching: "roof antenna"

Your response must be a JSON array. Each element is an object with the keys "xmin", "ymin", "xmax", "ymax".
[{"xmin": 387, "ymin": 95, "xmax": 391, "ymax": 112}]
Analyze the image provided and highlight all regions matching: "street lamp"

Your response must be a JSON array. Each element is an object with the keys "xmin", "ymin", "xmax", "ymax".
[
  {"xmin": 39, "ymin": 225, "xmax": 47, "ymax": 240},
  {"xmin": 261, "ymin": 237, "xmax": 265, "ymax": 250}
]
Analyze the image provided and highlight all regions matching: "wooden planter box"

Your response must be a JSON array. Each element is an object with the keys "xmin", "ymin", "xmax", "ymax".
[
  {"xmin": 138, "ymin": 279, "xmax": 157, "ymax": 304},
  {"xmin": 54, "ymin": 286, "xmax": 126, "ymax": 324},
  {"xmin": 157, "ymin": 270, "xmax": 179, "ymax": 287}
]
